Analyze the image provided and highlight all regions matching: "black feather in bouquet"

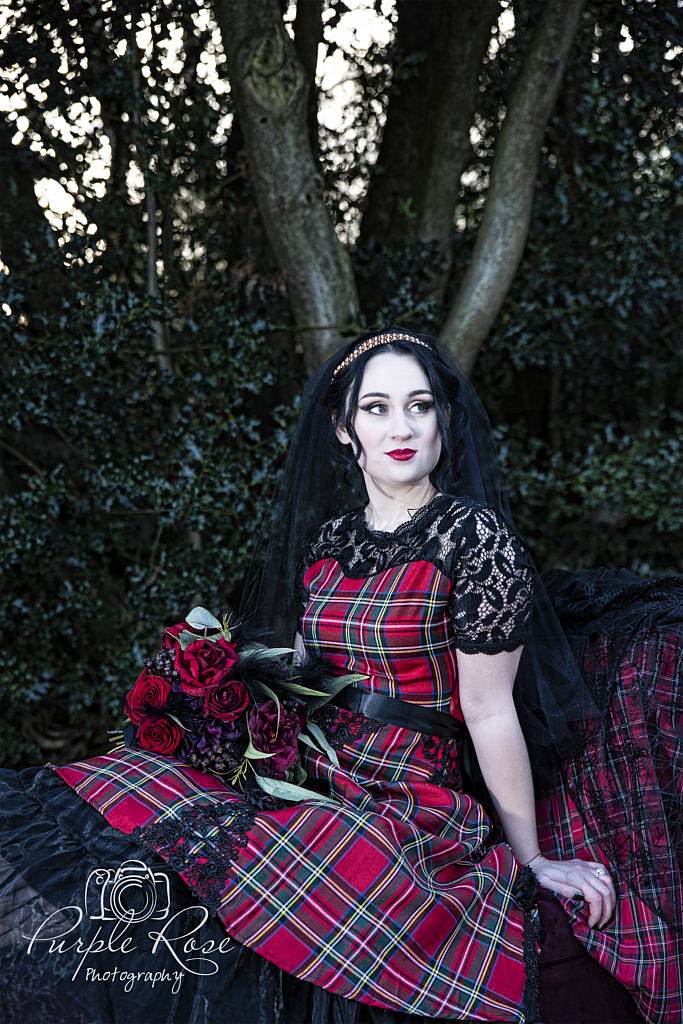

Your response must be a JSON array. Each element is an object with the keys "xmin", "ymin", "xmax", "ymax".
[{"xmin": 116, "ymin": 606, "xmax": 365, "ymax": 805}]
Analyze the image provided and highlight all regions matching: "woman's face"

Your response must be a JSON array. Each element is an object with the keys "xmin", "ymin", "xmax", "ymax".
[{"xmin": 335, "ymin": 351, "xmax": 442, "ymax": 491}]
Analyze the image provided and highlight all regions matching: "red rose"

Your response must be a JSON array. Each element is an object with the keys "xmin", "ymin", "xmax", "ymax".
[
  {"xmin": 137, "ymin": 715, "xmax": 183, "ymax": 755},
  {"xmin": 203, "ymin": 679, "xmax": 249, "ymax": 722},
  {"xmin": 161, "ymin": 621, "xmax": 191, "ymax": 649},
  {"xmin": 124, "ymin": 669, "xmax": 171, "ymax": 725},
  {"xmin": 174, "ymin": 637, "xmax": 239, "ymax": 697},
  {"xmin": 247, "ymin": 700, "xmax": 302, "ymax": 778}
]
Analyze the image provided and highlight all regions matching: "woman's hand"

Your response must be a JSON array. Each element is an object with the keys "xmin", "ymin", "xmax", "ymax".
[{"xmin": 528, "ymin": 855, "xmax": 616, "ymax": 929}]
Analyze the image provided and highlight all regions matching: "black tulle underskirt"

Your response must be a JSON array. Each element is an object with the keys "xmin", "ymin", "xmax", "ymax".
[
  {"xmin": 0, "ymin": 763, "xmax": 499, "ymax": 1024},
  {"xmin": 0, "ymin": 762, "xmax": 645, "ymax": 1024}
]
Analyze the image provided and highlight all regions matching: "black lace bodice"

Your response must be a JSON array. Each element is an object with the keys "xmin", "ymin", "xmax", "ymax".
[{"xmin": 299, "ymin": 493, "xmax": 535, "ymax": 654}]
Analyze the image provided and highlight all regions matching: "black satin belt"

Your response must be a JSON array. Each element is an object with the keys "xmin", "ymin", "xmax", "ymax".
[{"xmin": 329, "ymin": 686, "xmax": 465, "ymax": 740}]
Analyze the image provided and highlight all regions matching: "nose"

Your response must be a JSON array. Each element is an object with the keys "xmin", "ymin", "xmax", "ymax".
[{"xmin": 388, "ymin": 408, "xmax": 414, "ymax": 440}]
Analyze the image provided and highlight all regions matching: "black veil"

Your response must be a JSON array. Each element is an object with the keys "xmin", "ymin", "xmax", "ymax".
[{"xmin": 237, "ymin": 327, "xmax": 604, "ymax": 796}]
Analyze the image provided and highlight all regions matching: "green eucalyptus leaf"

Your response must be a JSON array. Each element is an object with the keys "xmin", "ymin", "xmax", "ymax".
[
  {"xmin": 305, "ymin": 721, "xmax": 340, "ymax": 767},
  {"xmin": 292, "ymin": 763, "xmax": 307, "ymax": 786},
  {"xmin": 279, "ymin": 680, "xmax": 330, "ymax": 697},
  {"xmin": 179, "ymin": 629, "xmax": 203, "ymax": 650},
  {"xmin": 307, "ymin": 673, "xmax": 369, "ymax": 713},
  {"xmin": 240, "ymin": 643, "xmax": 296, "ymax": 659},
  {"xmin": 243, "ymin": 717, "xmax": 274, "ymax": 759},
  {"xmin": 336, "ymin": 673, "xmax": 369, "ymax": 685},
  {"xmin": 244, "ymin": 737, "xmax": 275, "ymax": 760},
  {"xmin": 254, "ymin": 774, "xmax": 338, "ymax": 806},
  {"xmin": 186, "ymin": 606, "xmax": 222, "ymax": 630},
  {"xmin": 297, "ymin": 731, "xmax": 325, "ymax": 754}
]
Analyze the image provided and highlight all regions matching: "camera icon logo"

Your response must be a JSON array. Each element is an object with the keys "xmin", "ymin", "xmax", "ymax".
[{"xmin": 84, "ymin": 859, "xmax": 171, "ymax": 924}]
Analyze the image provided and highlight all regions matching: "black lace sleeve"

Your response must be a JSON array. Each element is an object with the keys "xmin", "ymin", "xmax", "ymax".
[{"xmin": 448, "ymin": 504, "xmax": 535, "ymax": 654}]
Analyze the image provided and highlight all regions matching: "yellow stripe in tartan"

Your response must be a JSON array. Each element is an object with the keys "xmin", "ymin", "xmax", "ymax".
[
  {"xmin": 245, "ymin": 865, "xmax": 411, "ymax": 997},
  {"xmin": 303, "ymin": 557, "xmax": 457, "ymax": 709},
  {"xmin": 420, "ymin": 568, "xmax": 453, "ymax": 705},
  {"xmin": 61, "ymin": 752, "xmax": 527, "ymax": 1018},
  {"xmin": 64, "ymin": 750, "xmax": 238, "ymax": 853},
  {"xmin": 225, "ymin": 801, "xmax": 383, "ymax": 938},
  {"xmin": 226, "ymin": 808, "xmax": 450, "ymax": 998},
  {"xmin": 220, "ymin": 795, "xmax": 521, "ymax": 1012},
  {"xmin": 365, "ymin": 563, "xmax": 411, "ymax": 691}
]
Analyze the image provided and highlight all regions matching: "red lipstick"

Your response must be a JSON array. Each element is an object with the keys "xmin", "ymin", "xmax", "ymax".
[{"xmin": 386, "ymin": 449, "xmax": 416, "ymax": 461}]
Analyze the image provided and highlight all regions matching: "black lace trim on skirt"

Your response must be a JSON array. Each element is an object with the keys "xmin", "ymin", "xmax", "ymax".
[
  {"xmin": 310, "ymin": 704, "xmax": 385, "ymax": 750},
  {"xmin": 419, "ymin": 734, "xmax": 463, "ymax": 790},
  {"xmin": 512, "ymin": 863, "xmax": 542, "ymax": 1024},
  {"xmin": 130, "ymin": 800, "xmax": 258, "ymax": 917}
]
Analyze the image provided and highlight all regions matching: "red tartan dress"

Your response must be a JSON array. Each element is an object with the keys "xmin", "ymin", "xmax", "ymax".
[{"xmin": 51, "ymin": 494, "xmax": 545, "ymax": 1023}]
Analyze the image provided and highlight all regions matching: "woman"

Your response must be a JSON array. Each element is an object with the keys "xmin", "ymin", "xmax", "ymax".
[{"xmin": 0, "ymin": 328, "xmax": 679, "ymax": 1024}]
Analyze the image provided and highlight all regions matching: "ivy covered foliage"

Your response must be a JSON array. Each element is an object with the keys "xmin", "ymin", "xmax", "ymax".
[
  {"xmin": 1, "ymin": 263, "xmax": 299, "ymax": 766},
  {"xmin": 1, "ymin": 0, "xmax": 680, "ymax": 767},
  {"xmin": 474, "ymin": 1, "xmax": 682, "ymax": 571},
  {"xmin": 355, "ymin": 0, "xmax": 682, "ymax": 573}
]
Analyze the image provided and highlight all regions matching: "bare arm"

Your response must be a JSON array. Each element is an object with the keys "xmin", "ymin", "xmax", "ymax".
[
  {"xmin": 457, "ymin": 646, "xmax": 540, "ymax": 862},
  {"xmin": 458, "ymin": 646, "xmax": 616, "ymax": 928}
]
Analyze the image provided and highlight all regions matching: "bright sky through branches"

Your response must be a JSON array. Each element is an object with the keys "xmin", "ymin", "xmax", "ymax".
[{"xmin": 0, "ymin": 0, "xmax": 660, "ymax": 253}]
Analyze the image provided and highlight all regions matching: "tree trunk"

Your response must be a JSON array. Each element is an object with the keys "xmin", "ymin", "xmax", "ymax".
[
  {"xmin": 293, "ymin": 0, "xmax": 324, "ymax": 170},
  {"xmin": 132, "ymin": 41, "xmax": 204, "ymax": 603},
  {"xmin": 358, "ymin": 0, "xmax": 498, "ymax": 309},
  {"xmin": 441, "ymin": 0, "xmax": 586, "ymax": 374},
  {"xmin": 213, "ymin": 0, "xmax": 361, "ymax": 370}
]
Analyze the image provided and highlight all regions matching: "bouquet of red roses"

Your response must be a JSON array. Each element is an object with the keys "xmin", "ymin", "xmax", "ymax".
[{"xmin": 117, "ymin": 606, "xmax": 364, "ymax": 805}]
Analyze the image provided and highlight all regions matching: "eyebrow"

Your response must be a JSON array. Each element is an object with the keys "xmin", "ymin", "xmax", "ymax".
[{"xmin": 359, "ymin": 389, "xmax": 433, "ymax": 400}]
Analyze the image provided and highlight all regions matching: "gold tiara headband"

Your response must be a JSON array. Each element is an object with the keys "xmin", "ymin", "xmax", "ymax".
[{"xmin": 331, "ymin": 332, "xmax": 431, "ymax": 380}]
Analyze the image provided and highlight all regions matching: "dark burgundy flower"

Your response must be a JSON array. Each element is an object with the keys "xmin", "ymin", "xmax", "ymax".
[
  {"xmin": 204, "ymin": 678, "xmax": 249, "ymax": 722},
  {"xmin": 173, "ymin": 637, "xmax": 240, "ymax": 697},
  {"xmin": 247, "ymin": 700, "xmax": 302, "ymax": 779},
  {"xmin": 124, "ymin": 669, "xmax": 171, "ymax": 725},
  {"xmin": 137, "ymin": 715, "xmax": 183, "ymax": 756}
]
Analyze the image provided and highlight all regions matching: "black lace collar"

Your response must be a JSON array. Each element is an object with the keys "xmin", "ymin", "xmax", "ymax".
[{"xmin": 348, "ymin": 491, "xmax": 451, "ymax": 543}]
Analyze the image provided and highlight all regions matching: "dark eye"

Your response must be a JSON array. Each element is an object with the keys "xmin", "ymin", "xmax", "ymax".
[{"xmin": 362, "ymin": 401, "xmax": 434, "ymax": 415}]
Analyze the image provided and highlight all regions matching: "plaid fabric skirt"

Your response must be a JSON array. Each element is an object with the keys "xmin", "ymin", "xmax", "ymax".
[
  {"xmin": 46, "ymin": 623, "xmax": 683, "ymax": 1024},
  {"xmin": 534, "ymin": 627, "xmax": 682, "ymax": 1024},
  {"xmin": 51, "ymin": 717, "xmax": 542, "ymax": 1023}
]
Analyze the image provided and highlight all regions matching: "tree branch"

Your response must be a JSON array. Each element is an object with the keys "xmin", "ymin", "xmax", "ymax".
[
  {"xmin": 358, "ymin": 0, "xmax": 497, "ymax": 310},
  {"xmin": 293, "ymin": 0, "xmax": 323, "ymax": 166},
  {"xmin": 212, "ymin": 0, "xmax": 361, "ymax": 369},
  {"xmin": 415, "ymin": 1, "xmax": 498, "ymax": 305},
  {"xmin": 441, "ymin": 0, "xmax": 586, "ymax": 374},
  {"xmin": 0, "ymin": 440, "xmax": 46, "ymax": 477}
]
